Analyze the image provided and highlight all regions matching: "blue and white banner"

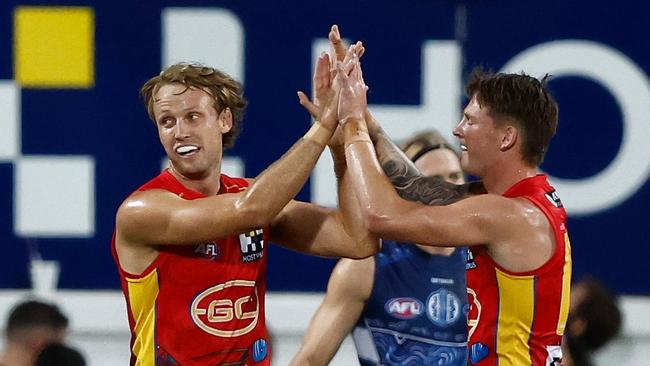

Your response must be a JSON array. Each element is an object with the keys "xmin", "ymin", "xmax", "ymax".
[{"xmin": 0, "ymin": 0, "xmax": 647, "ymax": 294}]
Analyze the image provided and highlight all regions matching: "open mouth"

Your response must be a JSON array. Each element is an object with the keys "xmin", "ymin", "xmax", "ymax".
[
  {"xmin": 460, "ymin": 144, "xmax": 467, "ymax": 152},
  {"xmin": 175, "ymin": 145, "xmax": 199, "ymax": 156}
]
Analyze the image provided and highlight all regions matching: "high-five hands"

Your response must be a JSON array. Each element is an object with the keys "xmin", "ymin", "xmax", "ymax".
[
  {"xmin": 336, "ymin": 44, "xmax": 368, "ymax": 125},
  {"xmin": 297, "ymin": 25, "xmax": 368, "ymax": 137}
]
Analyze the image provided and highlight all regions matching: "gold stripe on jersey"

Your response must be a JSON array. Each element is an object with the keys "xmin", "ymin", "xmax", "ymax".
[
  {"xmin": 557, "ymin": 233, "xmax": 573, "ymax": 335},
  {"xmin": 495, "ymin": 269, "xmax": 535, "ymax": 366},
  {"xmin": 127, "ymin": 270, "xmax": 159, "ymax": 366}
]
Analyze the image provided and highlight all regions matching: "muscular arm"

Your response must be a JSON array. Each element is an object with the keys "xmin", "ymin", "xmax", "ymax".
[
  {"xmin": 275, "ymin": 42, "xmax": 379, "ymax": 259},
  {"xmin": 290, "ymin": 258, "xmax": 374, "ymax": 366},
  {"xmin": 344, "ymin": 119, "xmax": 497, "ymax": 247},
  {"xmin": 116, "ymin": 125, "xmax": 334, "ymax": 248},
  {"xmin": 367, "ymin": 112, "xmax": 485, "ymax": 206},
  {"xmin": 345, "ymin": 119, "xmax": 555, "ymax": 270},
  {"xmin": 270, "ymin": 143, "xmax": 379, "ymax": 259}
]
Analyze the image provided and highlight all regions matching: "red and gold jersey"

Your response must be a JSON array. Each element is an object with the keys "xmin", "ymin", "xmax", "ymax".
[
  {"xmin": 112, "ymin": 170, "xmax": 271, "ymax": 366},
  {"xmin": 466, "ymin": 174, "xmax": 572, "ymax": 366}
]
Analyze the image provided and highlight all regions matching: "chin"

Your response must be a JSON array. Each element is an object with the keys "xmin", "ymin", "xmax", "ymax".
[{"xmin": 171, "ymin": 162, "xmax": 211, "ymax": 180}]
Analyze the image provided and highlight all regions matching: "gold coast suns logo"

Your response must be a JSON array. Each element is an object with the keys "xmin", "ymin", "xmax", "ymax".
[
  {"xmin": 467, "ymin": 287, "xmax": 482, "ymax": 338},
  {"xmin": 191, "ymin": 280, "xmax": 260, "ymax": 338}
]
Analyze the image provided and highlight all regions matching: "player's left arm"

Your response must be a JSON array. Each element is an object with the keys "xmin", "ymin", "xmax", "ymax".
[
  {"xmin": 270, "ymin": 200, "xmax": 379, "ymax": 259},
  {"xmin": 272, "ymin": 39, "xmax": 379, "ymax": 259},
  {"xmin": 290, "ymin": 257, "xmax": 373, "ymax": 366}
]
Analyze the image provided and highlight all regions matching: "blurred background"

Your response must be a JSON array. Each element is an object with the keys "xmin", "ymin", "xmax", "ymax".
[{"xmin": 0, "ymin": 0, "xmax": 648, "ymax": 364}]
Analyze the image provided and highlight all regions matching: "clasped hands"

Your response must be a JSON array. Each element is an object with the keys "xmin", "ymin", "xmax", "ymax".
[{"xmin": 298, "ymin": 25, "xmax": 369, "ymax": 143}]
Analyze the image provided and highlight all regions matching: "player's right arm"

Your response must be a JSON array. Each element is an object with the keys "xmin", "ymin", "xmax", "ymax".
[
  {"xmin": 365, "ymin": 111, "xmax": 486, "ymax": 205},
  {"xmin": 116, "ymin": 122, "xmax": 334, "ymax": 247},
  {"xmin": 116, "ymin": 52, "xmax": 342, "ymax": 247},
  {"xmin": 290, "ymin": 257, "xmax": 374, "ymax": 366}
]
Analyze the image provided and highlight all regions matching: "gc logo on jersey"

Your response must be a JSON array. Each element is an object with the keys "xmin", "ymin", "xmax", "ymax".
[
  {"xmin": 385, "ymin": 297, "xmax": 423, "ymax": 319},
  {"xmin": 426, "ymin": 288, "xmax": 461, "ymax": 327},
  {"xmin": 467, "ymin": 287, "xmax": 481, "ymax": 338},
  {"xmin": 191, "ymin": 280, "xmax": 260, "ymax": 338},
  {"xmin": 239, "ymin": 229, "xmax": 264, "ymax": 262}
]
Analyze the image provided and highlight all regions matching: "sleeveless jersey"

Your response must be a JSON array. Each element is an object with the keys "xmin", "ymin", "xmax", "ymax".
[
  {"xmin": 352, "ymin": 240, "xmax": 468, "ymax": 366},
  {"xmin": 112, "ymin": 170, "xmax": 271, "ymax": 366},
  {"xmin": 466, "ymin": 174, "xmax": 572, "ymax": 366}
]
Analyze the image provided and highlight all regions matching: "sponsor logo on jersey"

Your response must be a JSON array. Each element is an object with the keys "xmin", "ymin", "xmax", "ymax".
[
  {"xmin": 252, "ymin": 338, "xmax": 268, "ymax": 362},
  {"xmin": 430, "ymin": 277, "xmax": 454, "ymax": 285},
  {"xmin": 470, "ymin": 342, "xmax": 489, "ymax": 364},
  {"xmin": 193, "ymin": 241, "xmax": 219, "ymax": 260},
  {"xmin": 545, "ymin": 190, "xmax": 564, "ymax": 208},
  {"xmin": 191, "ymin": 280, "xmax": 260, "ymax": 338},
  {"xmin": 467, "ymin": 287, "xmax": 481, "ymax": 338},
  {"xmin": 546, "ymin": 345, "xmax": 563, "ymax": 366},
  {"xmin": 426, "ymin": 288, "xmax": 461, "ymax": 327},
  {"xmin": 466, "ymin": 249, "xmax": 477, "ymax": 270},
  {"xmin": 239, "ymin": 229, "xmax": 264, "ymax": 262},
  {"xmin": 385, "ymin": 297, "xmax": 423, "ymax": 319}
]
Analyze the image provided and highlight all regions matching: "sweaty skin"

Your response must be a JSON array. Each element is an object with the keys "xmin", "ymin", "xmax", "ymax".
[{"xmin": 116, "ymin": 62, "xmax": 378, "ymax": 275}]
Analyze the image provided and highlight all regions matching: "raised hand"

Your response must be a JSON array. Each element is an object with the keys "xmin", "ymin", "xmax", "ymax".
[
  {"xmin": 297, "ymin": 52, "xmax": 342, "ymax": 132},
  {"xmin": 337, "ymin": 49, "xmax": 368, "ymax": 125},
  {"xmin": 329, "ymin": 25, "xmax": 365, "ymax": 63}
]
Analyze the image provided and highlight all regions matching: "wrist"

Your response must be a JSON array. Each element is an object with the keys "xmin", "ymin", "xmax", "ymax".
[
  {"xmin": 303, "ymin": 121, "xmax": 334, "ymax": 146},
  {"xmin": 344, "ymin": 123, "xmax": 372, "ymax": 149},
  {"xmin": 340, "ymin": 107, "xmax": 365, "ymax": 125}
]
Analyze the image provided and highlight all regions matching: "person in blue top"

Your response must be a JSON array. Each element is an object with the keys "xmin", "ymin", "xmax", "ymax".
[{"xmin": 291, "ymin": 129, "xmax": 469, "ymax": 366}]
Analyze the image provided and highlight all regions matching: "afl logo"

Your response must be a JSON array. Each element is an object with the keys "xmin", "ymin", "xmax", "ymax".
[
  {"xmin": 191, "ymin": 280, "xmax": 259, "ymax": 338},
  {"xmin": 385, "ymin": 298, "xmax": 423, "ymax": 319},
  {"xmin": 426, "ymin": 288, "xmax": 461, "ymax": 327}
]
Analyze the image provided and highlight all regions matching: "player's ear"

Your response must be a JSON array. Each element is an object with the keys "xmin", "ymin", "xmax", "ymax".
[
  {"xmin": 219, "ymin": 107, "xmax": 233, "ymax": 134},
  {"xmin": 500, "ymin": 125, "xmax": 517, "ymax": 151}
]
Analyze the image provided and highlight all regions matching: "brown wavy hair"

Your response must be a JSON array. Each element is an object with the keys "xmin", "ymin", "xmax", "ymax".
[{"xmin": 141, "ymin": 63, "xmax": 247, "ymax": 150}]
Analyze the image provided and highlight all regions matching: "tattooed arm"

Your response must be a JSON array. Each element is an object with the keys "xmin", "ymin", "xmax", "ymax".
[{"xmin": 365, "ymin": 112, "xmax": 485, "ymax": 205}]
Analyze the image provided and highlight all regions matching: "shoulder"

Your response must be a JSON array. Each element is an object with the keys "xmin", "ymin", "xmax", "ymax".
[
  {"xmin": 117, "ymin": 189, "xmax": 177, "ymax": 215},
  {"xmin": 116, "ymin": 189, "xmax": 180, "ymax": 232},
  {"xmin": 442, "ymin": 194, "xmax": 537, "ymax": 245}
]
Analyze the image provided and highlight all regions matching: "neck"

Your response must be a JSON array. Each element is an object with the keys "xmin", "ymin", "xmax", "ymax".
[
  {"xmin": 481, "ymin": 159, "xmax": 538, "ymax": 195},
  {"xmin": 168, "ymin": 163, "xmax": 223, "ymax": 196},
  {"xmin": 416, "ymin": 244, "xmax": 455, "ymax": 256},
  {"xmin": 1, "ymin": 343, "xmax": 34, "ymax": 366}
]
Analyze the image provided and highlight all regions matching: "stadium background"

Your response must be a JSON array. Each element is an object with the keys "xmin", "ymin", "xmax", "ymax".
[{"xmin": 0, "ymin": 0, "xmax": 648, "ymax": 365}]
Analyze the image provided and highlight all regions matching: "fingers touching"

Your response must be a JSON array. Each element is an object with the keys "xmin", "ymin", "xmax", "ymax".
[
  {"xmin": 299, "ymin": 25, "xmax": 368, "ymax": 126},
  {"xmin": 329, "ymin": 24, "xmax": 365, "ymax": 63}
]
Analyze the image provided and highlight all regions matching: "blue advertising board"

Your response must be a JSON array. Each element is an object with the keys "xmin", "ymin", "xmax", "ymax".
[{"xmin": 0, "ymin": 0, "xmax": 648, "ymax": 294}]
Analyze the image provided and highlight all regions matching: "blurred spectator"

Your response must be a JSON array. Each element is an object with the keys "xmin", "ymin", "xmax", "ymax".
[
  {"xmin": 562, "ymin": 277, "xmax": 622, "ymax": 366},
  {"xmin": 35, "ymin": 343, "xmax": 86, "ymax": 366},
  {"xmin": 0, "ymin": 300, "xmax": 68, "ymax": 366}
]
